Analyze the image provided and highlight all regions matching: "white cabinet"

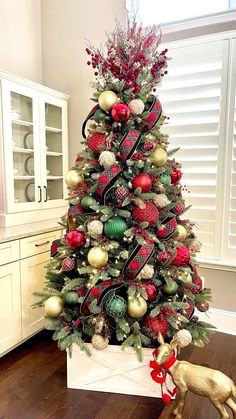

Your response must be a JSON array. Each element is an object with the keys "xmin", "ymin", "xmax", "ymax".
[{"xmin": 0, "ymin": 70, "xmax": 69, "ymax": 227}]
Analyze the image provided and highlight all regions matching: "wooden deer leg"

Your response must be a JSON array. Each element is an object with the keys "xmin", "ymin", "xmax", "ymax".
[
  {"xmin": 210, "ymin": 399, "xmax": 229, "ymax": 419},
  {"xmin": 173, "ymin": 386, "xmax": 188, "ymax": 419},
  {"xmin": 225, "ymin": 398, "xmax": 236, "ymax": 419}
]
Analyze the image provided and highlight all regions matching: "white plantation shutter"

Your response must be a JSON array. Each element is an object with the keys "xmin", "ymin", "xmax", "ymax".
[{"xmin": 158, "ymin": 38, "xmax": 229, "ymax": 260}]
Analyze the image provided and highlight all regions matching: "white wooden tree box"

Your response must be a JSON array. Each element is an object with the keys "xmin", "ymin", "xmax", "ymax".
[{"xmin": 67, "ymin": 344, "xmax": 175, "ymax": 398}]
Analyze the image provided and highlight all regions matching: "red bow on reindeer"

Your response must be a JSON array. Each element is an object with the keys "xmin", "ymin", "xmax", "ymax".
[{"xmin": 149, "ymin": 348, "xmax": 177, "ymax": 403}]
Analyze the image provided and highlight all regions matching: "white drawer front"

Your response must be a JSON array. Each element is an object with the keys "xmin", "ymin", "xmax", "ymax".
[
  {"xmin": 0, "ymin": 240, "xmax": 20, "ymax": 266},
  {"xmin": 20, "ymin": 230, "xmax": 62, "ymax": 258}
]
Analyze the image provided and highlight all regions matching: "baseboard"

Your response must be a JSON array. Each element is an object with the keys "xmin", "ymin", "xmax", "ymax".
[{"xmin": 196, "ymin": 307, "xmax": 236, "ymax": 336}]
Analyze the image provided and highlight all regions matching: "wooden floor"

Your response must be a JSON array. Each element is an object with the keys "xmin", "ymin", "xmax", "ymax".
[{"xmin": 0, "ymin": 331, "xmax": 235, "ymax": 419}]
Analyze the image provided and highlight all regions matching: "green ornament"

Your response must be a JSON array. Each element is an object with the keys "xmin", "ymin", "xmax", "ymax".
[
  {"xmin": 81, "ymin": 196, "xmax": 97, "ymax": 210},
  {"xmin": 104, "ymin": 216, "xmax": 127, "ymax": 240},
  {"xmin": 160, "ymin": 173, "xmax": 171, "ymax": 187},
  {"xmin": 63, "ymin": 290, "xmax": 78, "ymax": 305},
  {"xmin": 94, "ymin": 109, "xmax": 107, "ymax": 123},
  {"xmin": 162, "ymin": 281, "xmax": 178, "ymax": 295},
  {"xmin": 105, "ymin": 295, "xmax": 127, "ymax": 318}
]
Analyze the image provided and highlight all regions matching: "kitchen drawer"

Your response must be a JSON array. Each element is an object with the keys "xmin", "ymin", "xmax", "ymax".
[
  {"xmin": 20, "ymin": 230, "xmax": 62, "ymax": 258},
  {"xmin": 0, "ymin": 240, "xmax": 20, "ymax": 266}
]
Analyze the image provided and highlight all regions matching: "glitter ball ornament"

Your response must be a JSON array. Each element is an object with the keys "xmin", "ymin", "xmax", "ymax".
[
  {"xmin": 132, "ymin": 202, "xmax": 159, "ymax": 227},
  {"xmin": 175, "ymin": 225, "xmax": 188, "ymax": 241},
  {"xmin": 111, "ymin": 103, "xmax": 131, "ymax": 122},
  {"xmin": 44, "ymin": 296, "xmax": 63, "ymax": 318},
  {"xmin": 128, "ymin": 296, "xmax": 147, "ymax": 318},
  {"xmin": 115, "ymin": 186, "xmax": 129, "ymax": 200},
  {"xmin": 98, "ymin": 90, "xmax": 118, "ymax": 111},
  {"xmin": 128, "ymin": 98, "xmax": 145, "ymax": 115},
  {"xmin": 173, "ymin": 203, "xmax": 185, "ymax": 215},
  {"xmin": 172, "ymin": 245, "xmax": 190, "ymax": 266},
  {"xmin": 81, "ymin": 195, "xmax": 97, "ymax": 210},
  {"xmin": 145, "ymin": 283, "xmax": 157, "ymax": 301},
  {"xmin": 149, "ymin": 147, "xmax": 167, "ymax": 167},
  {"xmin": 87, "ymin": 247, "xmax": 108, "ymax": 267},
  {"xmin": 189, "ymin": 239, "xmax": 202, "ymax": 252},
  {"xmin": 153, "ymin": 194, "xmax": 170, "ymax": 209},
  {"xmin": 63, "ymin": 290, "xmax": 79, "ymax": 305},
  {"xmin": 87, "ymin": 220, "xmax": 103, "ymax": 235},
  {"xmin": 176, "ymin": 329, "xmax": 192, "ymax": 348},
  {"xmin": 140, "ymin": 264, "xmax": 154, "ymax": 279},
  {"xmin": 144, "ymin": 315, "xmax": 169, "ymax": 338},
  {"xmin": 104, "ymin": 216, "xmax": 127, "ymax": 240},
  {"xmin": 91, "ymin": 334, "xmax": 109, "ymax": 350},
  {"xmin": 105, "ymin": 294, "xmax": 126, "ymax": 318},
  {"xmin": 160, "ymin": 173, "xmax": 171, "ymax": 187},
  {"xmin": 171, "ymin": 168, "xmax": 182, "ymax": 184},
  {"xmin": 87, "ymin": 132, "xmax": 107, "ymax": 153},
  {"xmin": 99, "ymin": 150, "xmax": 116, "ymax": 168},
  {"xmin": 66, "ymin": 231, "xmax": 86, "ymax": 249},
  {"xmin": 61, "ymin": 257, "xmax": 76, "ymax": 272},
  {"xmin": 65, "ymin": 170, "xmax": 84, "ymax": 188},
  {"xmin": 162, "ymin": 281, "xmax": 178, "ymax": 295},
  {"xmin": 132, "ymin": 173, "xmax": 152, "ymax": 193},
  {"xmin": 196, "ymin": 301, "xmax": 209, "ymax": 312}
]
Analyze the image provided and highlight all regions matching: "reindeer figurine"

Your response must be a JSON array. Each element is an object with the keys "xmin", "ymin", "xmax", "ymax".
[{"xmin": 153, "ymin": 332, "xmax": 236, "ymax": 419}]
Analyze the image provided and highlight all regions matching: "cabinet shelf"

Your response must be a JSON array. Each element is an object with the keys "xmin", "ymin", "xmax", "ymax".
[
  {"xmin": 46, "ymin": 151, "xmax": 63, "ymax": 156},
  {"xmin": 13, "ymin": 147, "xmax": 34, "ymax": 154},
  {"xmin": 14, "ymin": 176, "xmax": 35, "ymax": 180},
  {"xmin": 45, "ymin": 126, "xmax": 62, "ymax": 133},
  {"xmin": 11, "ymin": 119, "xmax": 33, "ymax": 127}
]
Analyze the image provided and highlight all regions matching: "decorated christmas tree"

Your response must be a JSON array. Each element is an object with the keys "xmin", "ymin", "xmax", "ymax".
[{"xmin": 34, "ymin": 19, "xmax": 215, "ymax": 360}]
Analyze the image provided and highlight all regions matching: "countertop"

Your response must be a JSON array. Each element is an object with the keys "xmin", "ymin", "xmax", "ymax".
[{"xmin": 0, "ymin": 218, "xmax": 63, "ymax": 244}]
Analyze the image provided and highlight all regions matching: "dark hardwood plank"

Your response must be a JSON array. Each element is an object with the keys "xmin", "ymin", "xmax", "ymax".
[{"xmin": 0, "ymin": 331, "xmax": 235, "ymax": 419}]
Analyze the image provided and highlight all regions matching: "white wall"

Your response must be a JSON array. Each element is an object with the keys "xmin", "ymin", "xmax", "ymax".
[
  {"xmin": 41, "ymin": 0, "xmax": 126, "ymax": 166},
  {"xmin": 0, "ymin": 0, "xmax": 42, "ymax": 83}
]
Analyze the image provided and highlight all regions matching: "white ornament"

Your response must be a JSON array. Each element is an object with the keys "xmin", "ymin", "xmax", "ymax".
[
  {"xmin": 153, "ymin": 194, "xmax": 170, "ymax": 209},
  {"xmin": 87, "ymin": 220, "xmax": 103, "ymax": 235},
  {"xmin": 91, "ymin": 334, "xmax": 109, "ymax": 350},
  {"xmin": 176, "ymin": 329, "xmax": 192, "ymax": 348},
  {"xmin": 189, "ymin": 239, "xmax": 202, "ymax": 252},
  {"xmin": 140, "ymin": 264, "xmax": 154, "ymax": 280},
  {"xmin": 128, "ymin": 99, "xmax": 145, "ymax": 115},
  {"xmin": 99, "ymin": 151, "xmax": 116, "ymax": 168}
]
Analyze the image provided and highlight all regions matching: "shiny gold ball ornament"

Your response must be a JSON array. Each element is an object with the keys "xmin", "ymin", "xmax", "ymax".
[
  {"xmin": 128, "ymin": 296, "xmax": 147, "ymax": 318},
  {"xmin": 98, "ymin": 90, "xmax": 118, "ymax": 112},
  {"xmin": 91, "ymin": 334, "xmax": 109, "ymax": 350},
  {"xmin": 175, "ymin": 224, "xmax": 188, "ymax": 241},
  {"xmin": 149, "ymin": 147, "xmax": 168, "ymax": 167},
  {"xmin": 44, "ymin": 296, "xmax": 63, "ymax": 318},
  {"xmin": 87, "ymin": 247, "xmax": 108, "ymax": 268},
  {"xmin": 65, "ymin": 170, "xmax": 84, "ymax": 188}
]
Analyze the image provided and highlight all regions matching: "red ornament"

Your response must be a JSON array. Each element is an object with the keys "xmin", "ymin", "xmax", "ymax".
[
  {"xmin": 145, "ymin": 283, "xmax": 157, "ymax": 301},
  {"xmin": 172, "ymin": 245, "xmax": 190, "ymax": 266},
  {"xmin": 144, "ymin": 315, "xmax": 169, "ymax": 338},
  {"xmin": 115, "ymin": 186, "xmax": 129, "ymax": 200},
  {"xmin": 111, "ymin": 103, "xmax": 131, "ymax": 122},
  {"xmin": 170, "ymin": 169, "xmax": 182, "ymax": 184},
  {"xmin": 144, "ymin": 141, "xmax": 155, "ymax": 151},
  {"xmin": 156, "ymin": 251, "xmax": 173, "ymax": 266},
  {"xmin": 88, "ymin": 132, "xmax": 107, "ymax": 153},
  {"xmin": 132, "ymin": 202, "xmax": 159, "ymax": 227},
  {"xmin": 61, "ymin": 257, "xmax": 76, "ymax": 272},
  {"xmin": 173, "ymin": 203, "xmax": 185, "ymax": 215},
  {"xmin": 132, "ymin": 173, "xmax": 152, "ymax": 193},
  {"xmin": 66, "ymin": 231, "xmax": 86, "ymax": 249}
]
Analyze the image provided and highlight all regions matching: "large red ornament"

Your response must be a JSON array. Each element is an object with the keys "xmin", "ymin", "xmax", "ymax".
[
  {"xmin": 172, "ymin": 245, "xmax": 190, "ymax": 266},
  {"xmin": 171, "ymin": 169, "xmax": 182, "ymax": 184},
  {"xmin": 132, "ymin": 173, "xmax": 152, "ymax": 193},
  {"xmin": 144, "ymin": 315, "xmax": 169, "ymax": 338},
  {"xmin": 132, "ymin": 202, "xmax": 159, "ymax": 227},
  {"xmin": 87, "ymin": 132, "xmax": 107, "ymax": 153},
  {"xmin": 66, "ymin": 231, "xmax": 86, "ymax": 249},
  {"xmin": 144, "ymin": 283, "xmax": 157, "ymax": 301},
  {"xmin": 111, "ymin": 103, "xmax": 131, "ymax": 122}
]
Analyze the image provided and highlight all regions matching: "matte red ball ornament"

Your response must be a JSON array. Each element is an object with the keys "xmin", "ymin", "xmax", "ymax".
[
  {"xmin": 144, "ymin": 315, "xmax": 169, "ymax": 338},
  {"xmin": 132, "ymin": 202, "xmax": 159, "ymax": 227},
  {"xmin": 111, "ymin": 103, "xmax": 131, "ymax": 122},
  {"xmin": 170, "ymin": 169, "xmax": 182, "ymax": 184},
  {"xmin": 66, "ymin": 231, "xmax": 86, "ymax": 249},
  {"xmin": 61, "ymin": 257, "xmax": 76, "ymax": 272},
  {"xmin": 132, "ymin": 173, "xmax": 152, "ymax": 193},
  {"xmin": 172, "ymin": 245, "xmax": 190, "ymax": 266},
  {"xmin": 87, "ymin": 132, "xmax": 107, "ymax": 153},
  {"xmin": 145, "ymin": 283, "xmax": 157, "ymax": 301}
]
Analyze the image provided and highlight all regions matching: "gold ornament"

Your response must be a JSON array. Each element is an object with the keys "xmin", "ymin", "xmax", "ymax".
[
  {"xmin": 98, "ymin": 90, "xmax": 118, "ymax": 112},
  {"xmin": 91, "ymin": 334, "xmax": 109, "ymax": 350},
  {"xmin": 99, "ymin": 151, "xmax": 117, "ymax": 168},
  {"xmin": 87, "ymin": 247, "xmax": 108, "ymax": 268},
  {"xmin": 44, "ymin": 296, "xmax": 63, "ymax": 318},
  {"xmin": 65, "ymin": 170, "xmax": 84, "ymax": 188},
  {"xmin": 128, "ymin": 98, "xmax": 145, "ymax": 115},
  {"xmin": 175, "ymin": 329, "xmax": 192, "ymax": 348},
  {"xmin": 156, "ymin": 333, "xmax": 236, "ymax": 419},
  {"xmin": 128, "ymin": 296, "xmax": 147, "ymax": 318},
  {"xmin": 87, "ymin": 220, "xmax": 103, "ymax": 235},
  {"xmin": 149, "ymin": 147, "xmax": 167, "ymax": 167},
  {"xmin": 175, "ymin": 224, "xmax": 187, "ymax": 241},
  {"xmin": 140, "ymin": 264, "xmax": 154, "ymax": 280}
]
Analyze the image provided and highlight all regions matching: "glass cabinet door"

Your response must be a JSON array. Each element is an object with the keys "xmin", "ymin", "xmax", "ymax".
[{"xmin": 1, "ymin": 81, "xmax": 41, "ymax": 212}]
